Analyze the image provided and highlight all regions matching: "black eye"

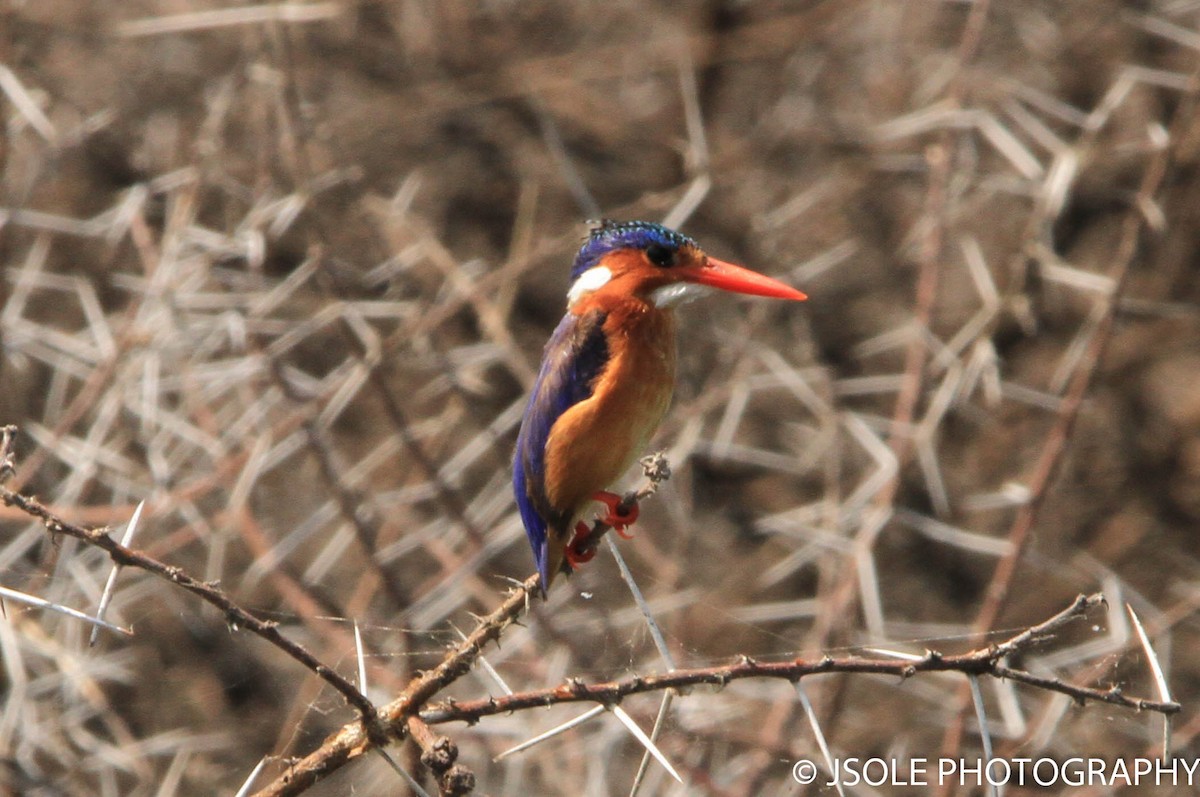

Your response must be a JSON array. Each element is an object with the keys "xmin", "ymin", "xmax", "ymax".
[{"xmin": 645, "ymin": 243, "xmax": 676, "ymax": 268}]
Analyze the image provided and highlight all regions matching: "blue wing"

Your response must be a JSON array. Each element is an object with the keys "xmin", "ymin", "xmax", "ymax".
[{"xmin": 513, "ymin": 309, "xmax": 610, "ymax": 590}]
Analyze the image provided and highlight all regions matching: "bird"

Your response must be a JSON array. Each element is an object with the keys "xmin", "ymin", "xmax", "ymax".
[{"xmin": 513, "ymin": 220, "xmax": 807, "ymax": 592}]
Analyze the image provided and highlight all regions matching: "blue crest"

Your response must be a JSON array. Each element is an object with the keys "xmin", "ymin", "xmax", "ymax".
[{"xmin": 570, "ymin": 220, "xmax": 697, "ymax": 282}]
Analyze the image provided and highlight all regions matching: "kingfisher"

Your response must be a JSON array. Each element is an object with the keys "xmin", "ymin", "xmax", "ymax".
[{"xmin": 513, "ymin": 220, "xmax": 807, "ymax": 592}]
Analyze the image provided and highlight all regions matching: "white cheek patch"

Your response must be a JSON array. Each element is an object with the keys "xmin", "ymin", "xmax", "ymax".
[
  {"xmin": 567, "ymin": 265, "xmax": 613, "ymax": 307},
  {"xmin": 651, "ymin": 282, "xmax": 712, "ymax": 308}
]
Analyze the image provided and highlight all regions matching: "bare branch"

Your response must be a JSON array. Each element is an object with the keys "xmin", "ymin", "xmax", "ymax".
[{"xmin": 0, "ymin": 435, "xmax": 377, "ymax": 722}]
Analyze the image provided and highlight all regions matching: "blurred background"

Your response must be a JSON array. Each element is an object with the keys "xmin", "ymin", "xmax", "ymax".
[{"xmin": 1, "ymin": 1, "xmax": 1199, "ymax": 794}]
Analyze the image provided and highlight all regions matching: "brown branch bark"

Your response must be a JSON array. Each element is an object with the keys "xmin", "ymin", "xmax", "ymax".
[
  {"xmin": 253, "ymin": 573, "xmax": 541, "ymax": 797},
  {"xmin": 417, "ymin": 594, "xmax": 1178, "ymax": 726},
  {"xmin": 0, "ymin": 427, "xmax": 378, "ymax": 722},
  {"xmin": 1, "ymin": 426, "xmax": 1179, "ymax": 796},
  {"xmin": 406, "ymin": 715, "xmax": 475, "ymax": 797}
]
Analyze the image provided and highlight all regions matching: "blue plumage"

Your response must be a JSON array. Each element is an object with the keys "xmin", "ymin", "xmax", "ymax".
[
  {"xmin": 513, "ymin": 309, "xmax": 610, "ymax": 588},
  {"xmin": 571, "ymin": 220, "xmax": 696, "ymax": 282}
]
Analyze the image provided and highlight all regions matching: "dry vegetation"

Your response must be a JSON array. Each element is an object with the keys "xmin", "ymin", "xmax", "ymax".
[{"xmin": 2, "ymin": 1, "xmax": 1200, "ymax": 795}]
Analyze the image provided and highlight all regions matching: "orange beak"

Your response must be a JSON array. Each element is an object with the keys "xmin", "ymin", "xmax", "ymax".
[{"xmin": 676, "ymin": 257, "xmax": 807, "ymax": 301}]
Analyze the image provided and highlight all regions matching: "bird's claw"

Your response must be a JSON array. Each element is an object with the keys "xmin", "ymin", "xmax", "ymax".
[
  {"xmin": 565, "ymin": 521, "xmax": 597, "ymax": 567},
  {"xmin": 564, "ymin": 492, "xmax": 640, "ymax": 570},
  {"xmin": 593, "ymin": 490, "xmax": 639, "ymax": 538}
]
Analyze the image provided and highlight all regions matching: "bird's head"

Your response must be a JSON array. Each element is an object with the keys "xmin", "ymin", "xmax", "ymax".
[{"xmin": 566, "ymin": 220, "xmax": 807, "ymax": 310}]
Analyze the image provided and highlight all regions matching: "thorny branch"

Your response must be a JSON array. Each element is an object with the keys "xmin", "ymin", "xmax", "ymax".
[
  {"xmin": 256, "ymin": 587, "xmax": 1176, "ymax": 795},
  {"xmin": 406, "ymin": 715, "xmax": 475, "ymax": 797},
  {"xmin": 0, "ymin": 428, "xmax": 380, "ymax": 724},
  {"xmin": 0, "ymin": 423, "xmax": 1180, "ymax": 795},
  {"xmin": 417, "ymin": 594, "xmax": 1179, "ymax": 725},
  {"xmin": 253, "ymin": 572, "xmax": 542, "ymax": 797}
]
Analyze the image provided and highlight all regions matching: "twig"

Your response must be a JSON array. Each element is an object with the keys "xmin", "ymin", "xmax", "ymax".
[
  {"xmin": 967, "ymin": 675, "xmax": 998, "ymax": 797},
  {"xmin": 406, "ymin": 715, "xmax": 475, "ymax": 797},
  {"xmin": 430, "ymin": 596, "xmax": 1171, "ymax": 726},
  {"xmin": 116, "ymin": 3, "xmax": 341, "ymax": 38},
  {"xmin": 571, "ymin": 453, "xmax": 671, "ymax": 562},
  {"xmin": 1128, "ymin": 604, "xmax": 1174, "ymax": 760},
  {"xmin": 0, "ymin": 430, "xmax": 377, "ymax": 722},
  {"xmin": 420, "ymin": 641, "xmax": 1178, "ymax": 727},
  {"xmin": 605, "ymin": 520, "xmax": 679, "ymax": 795},
  {"xmin": 235, "ymin": 758, "xmax": 270, "ymax": 797},
  {"xmin": 796, "ymin": 681, "xmax": 845, "ymax": 797},
  {"xmin": 0, "ymin": 583, "xmax": 132, "ymax": 637},
  {"xmin": 253, "ymin": 573, "xmax": 541, "ymax": 797},
  {"xmin": 494, "ymin": 705, "xmax": 606, "ymax": 761},
  {"xmin": 89, "ymin": 499, "xmax": 144, "ymax": 646},
  {"xmin": 607, "ymin": 705, "xmax": 682, "ymax": 784}
]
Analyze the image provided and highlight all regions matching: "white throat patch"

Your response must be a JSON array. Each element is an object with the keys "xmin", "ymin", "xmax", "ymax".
[
  {"xmin": 650, "ymin": 282, "xmax": 711, "ymax": 308},
  {"xmin": 567, "ymin": 266, "xmax": 613, "ymax": 307}
]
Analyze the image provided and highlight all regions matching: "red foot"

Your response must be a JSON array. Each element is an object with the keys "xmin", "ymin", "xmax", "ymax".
[
  {"xmin": 565, "ymin": 521, "xmax": 597, "ymax": 568},
  {"xmin": 592, "ymin": 491, "xmax": 639, "ymax": 539},
  {"xmin": 564, "ymin": 493, "xmax": 641, "ymax": 569}
]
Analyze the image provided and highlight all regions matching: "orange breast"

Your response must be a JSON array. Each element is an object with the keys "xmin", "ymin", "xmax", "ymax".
[{"xmin": 543, "ymin": 300, "xmax": 676, "ymax": 519}]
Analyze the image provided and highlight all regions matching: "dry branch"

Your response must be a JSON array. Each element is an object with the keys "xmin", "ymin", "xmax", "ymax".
[
  {"xmin": 252, "ymin": 573, "xmax": 541, "ymax": 797},
  {"xmin": 0, "ymin": 427, "xmax": 378, "ymax": 722},
  {"xmin": 0, "ymin": 423, "xmax": 1183, "ymax": 796},
  {"xmin": 416, "ymin": 594, "xmax": 1178, "ymax": 726}
]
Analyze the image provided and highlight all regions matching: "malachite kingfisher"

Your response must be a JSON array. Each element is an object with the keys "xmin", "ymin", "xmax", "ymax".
[{"xmin": 513, "ymin": 220, "xmax": 807, "ymax": 592}]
